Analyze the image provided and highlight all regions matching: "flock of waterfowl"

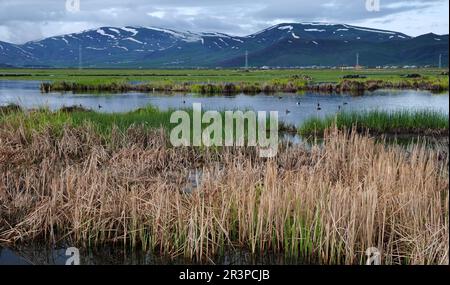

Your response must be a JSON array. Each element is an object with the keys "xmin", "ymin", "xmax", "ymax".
[{"xmin": 93, "ymin": 95, "xmax": 350, "ymax": 115}]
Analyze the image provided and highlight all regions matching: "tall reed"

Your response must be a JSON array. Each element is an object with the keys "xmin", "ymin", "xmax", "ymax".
[{"xmin": 0, "ymin": 123, "xmax": 448, "ymax": 264}]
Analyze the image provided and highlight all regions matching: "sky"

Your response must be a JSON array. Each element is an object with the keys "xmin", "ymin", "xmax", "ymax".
[{"xmin": 0, "ymin": 0, "xmax": 448, "ymax": 44}]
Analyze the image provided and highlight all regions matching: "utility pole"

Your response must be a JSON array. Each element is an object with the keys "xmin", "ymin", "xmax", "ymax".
[
  {"xmin": 356, "ymin": 53, "xmax": 359, "ymax": 67},
  {"xmin": 78, "ymin": 44, "xmax": 82, "ymax": 70},
  {"xmin": 439, "ymin": 54, "xmax": 442, "ymax": 69},
  {"xmin": 245, "ymin": 50, "xmax": 248, "ymax": 70}
]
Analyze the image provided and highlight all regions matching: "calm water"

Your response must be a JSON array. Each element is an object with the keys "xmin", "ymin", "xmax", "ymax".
[
  {"xmin": 0, "ymin": 245, "xmax": 304, "ymax": 265},
  {"xmin": 0, "ymin": 80, "xmax": 448, "ymax": 127},
  {"xmin": 0, "ymin": 80, "xmax": 448, "ymax": 265}
]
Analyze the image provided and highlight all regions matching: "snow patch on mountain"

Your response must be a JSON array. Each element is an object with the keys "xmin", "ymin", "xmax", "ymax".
[
  {"xmin": 343, "ymin": 25, "xmax": 396, "ymax": 35},
  {"xmin": 304, "ymin": 29, "xmax": 326, "ymax": 32},
  {"xmin": 109, "ymin": 28, "xmax": 121, "ymax": 35},
  {"xmin": 121, "ymin": 27, "xmax": 138, "ymax": 36},
  {"xmin": 97, "ymin": 29, "xmax": 116, "ymax": 39},
  {"xmin": 113, "ymin": 45, "xmax": 128, "ymax": 51},
  {"xmin": 124, "ymin": 37, "xmax": 144, "ymax": 44},
  {"xmin": 147, "ymin": 27, "xmax": 202, "ymax": 43},
  {"xmin": 218, "ymin": 38, "xmax": 229, "ymax": 46},
  {"xmin": 67, "ymin": 35, "xmax": 79, "ymax": 40},
  {"xmin": 302, "ymin": 22, "xmax": 337, "ymax": 26},
  {"xmin": 86, "ymin": 47, "xmax": 106, "ymax": 51},
  {"xmin": 278, "ymin": 25, "xmax": 293, "ymax": 31}
]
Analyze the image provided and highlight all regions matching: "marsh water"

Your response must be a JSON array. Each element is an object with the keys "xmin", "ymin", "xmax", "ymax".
[
  {"xmin": 1, "ymin": 80, "xmax": 449, "ymax": 128},
  {"xmin": 0, "ymin": 245, "xmax": 306, "ymax": 265},
  {"xmin": 0, "ymin": 80, "xmax": 448, "ymax": 265}
]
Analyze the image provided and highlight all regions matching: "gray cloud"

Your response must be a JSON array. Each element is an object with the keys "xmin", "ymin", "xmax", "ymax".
[{"xmin": 0, "ymin": 0, "xmax": 448, "ymax": 44}]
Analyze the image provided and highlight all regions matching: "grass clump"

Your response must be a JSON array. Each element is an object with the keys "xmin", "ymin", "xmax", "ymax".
[
  {"xmin": 0, "ymin": 106, "xmax": 291, "ymax": 144},
  {"xmin": 0, "ymin": 106, "xmax": 174, "ymax": 138},
  {"xmin": 299, "ymin": 110, "xmax": 449, "ymax": 136}
]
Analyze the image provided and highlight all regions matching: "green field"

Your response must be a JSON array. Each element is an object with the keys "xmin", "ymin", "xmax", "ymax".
[{"xmin": 0, "ymin": 67, "xmax": 447, "ymax": 85}]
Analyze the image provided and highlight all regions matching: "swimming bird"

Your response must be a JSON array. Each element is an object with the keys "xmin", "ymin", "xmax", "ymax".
[
  {"xmin": 296, "ymin": 101, "xmax": 301, "ymax": 105},
  {"xmin": 286, "ymin": 109, "xmax": 291, "ymax": 114},
  {"xmin": 338, "ymin": 105, "xmax": 341, "ymax": 110},
  {"xmin": 316, "ymin": 103, "xmax": 322, "ymax": 111},
  {"xmin": 278, "ymin": 96, "xmax": 283, "ymax": 99},
  {"xmin": 183, "ymin": 100, "xmax": 186, "ymax": 104},
  {"xmin": 98, "ymin": 104, "xmax": 102, "ymax": 109},
  {"xmin": 343, "ymin": 102, "xmax": 348, "ymax": 105}
]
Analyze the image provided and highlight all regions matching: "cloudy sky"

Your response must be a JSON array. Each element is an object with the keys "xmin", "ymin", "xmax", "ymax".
[{"xmin": 0, "ymin": 0, "xmax": 448, "ymax": 44}]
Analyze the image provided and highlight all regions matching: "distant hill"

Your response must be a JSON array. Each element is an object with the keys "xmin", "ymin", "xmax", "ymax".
[{"xmin": 0, "ymin": 23, "xmax": 448, "ymax": 68}]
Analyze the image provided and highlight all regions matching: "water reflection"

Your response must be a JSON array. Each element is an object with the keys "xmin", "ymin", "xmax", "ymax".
[{"xmin": 0, "ymin": 245, "xmax": 307, "ymax": 265}]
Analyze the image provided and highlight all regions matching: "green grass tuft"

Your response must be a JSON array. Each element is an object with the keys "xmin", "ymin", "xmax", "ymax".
[{"xmin": 299, "ymin": 110, "xmax": 449, "ymax": 136}]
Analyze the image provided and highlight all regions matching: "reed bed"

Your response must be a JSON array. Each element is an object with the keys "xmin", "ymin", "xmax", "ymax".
[
  {"xmin": 39, "ymin": 75, "xmax": 449, "ymax": 95},
  {"xmin": 299, "ymin": 110, "xmax": 449, "ymax": 136},
  {"xmin": 40, "ymin": 78, "xmax": 310, "ymax": 95},
  {"xmin": 0, "ymin": 122, "xmax": 448, "ymax": 264},
  {"xmin": 0, "ymin": 106, "xmax": 296, "ymax": 141}
]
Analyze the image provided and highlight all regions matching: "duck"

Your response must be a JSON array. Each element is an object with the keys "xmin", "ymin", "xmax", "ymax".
[
  {"xmin": 296, "ymin": 101, "xmax": 301, "ymax": 105},
  {"xmin": 286, "ymin": 109, "xmax": 291, "ymax": 114},
  {"xmin": 343, "ymin": 102, "xmax": 348, "ymax": 105},
  {"xmin": 98, "ymin": 104, "xmax": 103, "ymax": 109}
]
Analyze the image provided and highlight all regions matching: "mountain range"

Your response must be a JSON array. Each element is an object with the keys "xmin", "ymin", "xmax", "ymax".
[{"xmin": 0, "ymin": 22, "xmax": 448, "ymax": 68}]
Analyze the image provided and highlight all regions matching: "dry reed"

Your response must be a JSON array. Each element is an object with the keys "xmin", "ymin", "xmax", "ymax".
[{"xmin": 0, "ymin": 122, "xmax": 448, "ymax": 264}]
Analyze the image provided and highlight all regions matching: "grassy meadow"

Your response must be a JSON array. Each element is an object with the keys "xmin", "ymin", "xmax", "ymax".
[
  {"xmin": 1, "ymin": 67, "xmax": 447, "ymax": 83},
  {"xmin": 1, "ymin": 68, "xmax": 449, "ymax": 93}
]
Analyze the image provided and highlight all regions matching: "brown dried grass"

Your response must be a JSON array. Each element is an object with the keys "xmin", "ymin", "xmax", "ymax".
[{"xmin": 0, "ymin": 123, "xmax": 448, "ymax": 264}]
